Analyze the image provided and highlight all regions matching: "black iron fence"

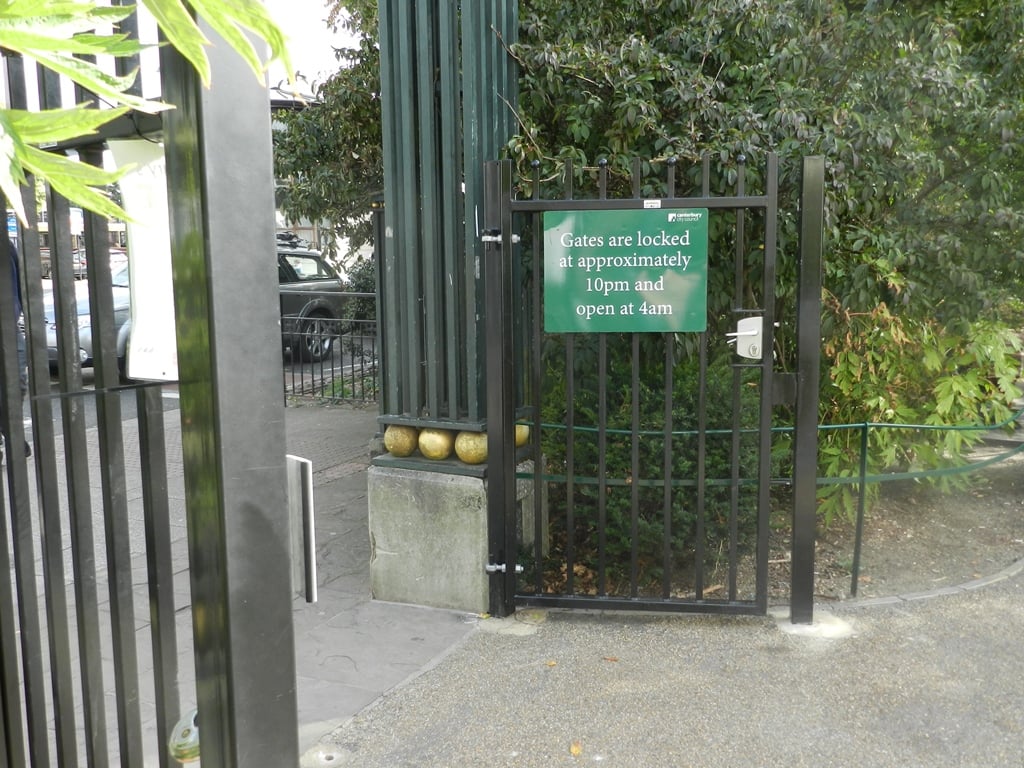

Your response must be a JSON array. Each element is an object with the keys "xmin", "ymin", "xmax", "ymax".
[
  {"xmin": 818, "ymin": 408, "xmax": 1024, "ymax": 596},
  {"xmin": 281, "ymin": 291, "xmax": 379, "ymax": 404}
]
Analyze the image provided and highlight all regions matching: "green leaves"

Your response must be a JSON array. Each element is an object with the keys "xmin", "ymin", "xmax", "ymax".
[
  {"xmin": 1, "ymin": 0, "xmax": 294, "ymax": 222},
  {"xmin": 512, "ymin": 0, "xmax": 1024, "ymax": 523},
  {"xmin": 0, "ymin": 0, "xmax": 149, "ymax": 222},
  {"xmin": 0, "ymin": 1, "xmax": 155, "ymax": 112},
  {"xmin": 0, "ymin": 106, "xmax": 130, "ymax": 220},
  {"xmin": 273, "ymin": 16, "xmax": 381, "ymax": 260},
  {"xmin": 141, "ymin": 0, "xmax": 293, "ymax": 88}
]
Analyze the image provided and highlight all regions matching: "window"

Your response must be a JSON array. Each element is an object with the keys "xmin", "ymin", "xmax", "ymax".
[{"xmin": 284, "ymin": 254, "xmax": 327, "ymax": 280}]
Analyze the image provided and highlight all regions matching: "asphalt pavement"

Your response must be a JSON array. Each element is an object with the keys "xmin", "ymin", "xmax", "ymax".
[{"xmin": 293, "ymin": 404, "xmax": 1024, "ymax": 768}]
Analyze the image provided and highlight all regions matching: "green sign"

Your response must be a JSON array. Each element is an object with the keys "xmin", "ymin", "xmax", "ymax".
[{"xmin": 543, "ymin": 207, "xmax": 709, "ymax": 333}]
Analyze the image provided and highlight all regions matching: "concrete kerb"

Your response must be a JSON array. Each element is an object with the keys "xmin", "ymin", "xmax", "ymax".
[{"xmin": 827, "ymin": 554, "xmax": 1024, "ymax": 611}]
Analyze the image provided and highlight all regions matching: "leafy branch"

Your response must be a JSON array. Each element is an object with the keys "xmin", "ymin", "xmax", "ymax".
[{"xmin": 0, "ymin": 0, "xmax": 293, "ymax": 221}]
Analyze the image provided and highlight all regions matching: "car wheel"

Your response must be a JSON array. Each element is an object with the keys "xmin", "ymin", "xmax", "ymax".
[{"xmin": 299, "ymin": 314, "xmax": 335, "ymax": 362}]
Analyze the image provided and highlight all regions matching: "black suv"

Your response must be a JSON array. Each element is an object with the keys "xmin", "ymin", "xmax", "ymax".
[{"xmin": 278, "ymin": 247, "xmax": 348, "ymax": 362}]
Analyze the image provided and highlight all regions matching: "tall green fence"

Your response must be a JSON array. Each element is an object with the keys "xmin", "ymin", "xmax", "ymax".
[{"xmin": 378, "ymin": 1, "xmax": 518, "ymax": 428}]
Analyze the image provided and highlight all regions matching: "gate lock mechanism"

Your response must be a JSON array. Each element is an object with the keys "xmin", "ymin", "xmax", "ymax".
[
  {"xmin": 485, "ymin": 562, "xmax": 524, "ymax": 574},
  {"xmin": 480, "ymin": 229, "xmax": 521, "ymax": 245},
  {"xmin": 725, "ymin": 316, "xmax": 776, "ymax": 360}
]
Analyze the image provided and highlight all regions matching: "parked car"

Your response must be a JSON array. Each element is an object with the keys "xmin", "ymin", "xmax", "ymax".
[
  {"xmin": 71, "ymin": 249, "xmax": 87, "ymax": 279},
  {"xmin": 39, "ymin": 248, "xmax": 86, "ymax": 279},
  {"xmin": 44, "ymin": 264, "xmax": 132, "ymax": 373},
  {"xmin": 278, "ymin": 247, "xmax": 349, "ymax": 362},
  {"xmin": 39, "ymin": 247, "xmax": 126, "ymax": 279}
]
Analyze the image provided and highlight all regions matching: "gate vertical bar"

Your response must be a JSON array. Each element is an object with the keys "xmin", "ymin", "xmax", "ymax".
[
  {"xmin": 396, "ymin": 3, "xmax": 423, "ymax": 417},
  {"xmin": 372, "ymin": 198, "xmax": 389, "ymax": 417},
  {"xmin": 756, "ymin": 154, "xmax": 780, "ymax": 611},
  {"xmin": 630, "ymin": 334, "xmax": 641, "ymax": 597},
  {"xmin": 529, "ymin": 166, "xmax": 544, "ymax": 594},
  {"xmin": 485, "ymin": 160, "xmax": 517, "ymax": 617},
  {"xmin": 438, "ymin": 1, "xmax": 463, "ymax": 420},
  {"xmin": 0, "ymin": 225, "xmax": 36, "ymax": 768},
  {"xmin": 160, "ymin": 21, "xmax": 298, "ymax": 766},
  {"xmin": 597, "ymin": 337, "xmax": 608, "ymax": 594},
  {"xmin": 462, "ymin": 0, "xmax": 483, "ymax": 421},
  {"xmin": 137, "ymin": 384, "xmax": 179, "ymax": 768},
  {"xmin": 661, "ymin": 336, "xmax": 674, "ymax": 598},
  {"xmin": 377, "ymin": 0, "xmax": 402, "ymax": 416},
  {"xmin": 415, "ymin": 0, "xmax": 443, "ymax": 419},
  {"xmin": 791, "ymin": 156, "xmax": 826, "ymax": 624}
]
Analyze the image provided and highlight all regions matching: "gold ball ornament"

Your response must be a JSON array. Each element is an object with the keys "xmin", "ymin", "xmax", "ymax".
[
  {"xmin": 418, "ymin": 428, "xmax": 455, "ymax": 460},
  {"xmin": 383, "ymin": 425, "xmax": 418, "ymax": 457},
  {"xmin": 515, "ymin": 424, "xmax": 530, "ymax": 447},
  {"xmin": 455, "ymin": 431, "xmax": 488, "ymax": 464}
]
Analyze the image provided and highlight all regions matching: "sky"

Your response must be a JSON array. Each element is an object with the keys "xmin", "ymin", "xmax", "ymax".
[{"xmin": 263, "ymin": 0, "xmax": 353, "ymax": 90}]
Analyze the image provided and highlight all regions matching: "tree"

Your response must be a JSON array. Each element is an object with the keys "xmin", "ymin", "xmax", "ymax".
[
  {"xmin": 296, "ymin": 0, "xmax": 1024, "ymax": 518},
  {"xmin": 272, "ymin": 0, "xmax": 380, "ymax": 261},
  {"xmin": 509, "ymin": 0, "xmax": 1024, "ymax": 517},
  {"xmin": 0, "ymin": 0, "xmax": 293, "ymax": 221}
]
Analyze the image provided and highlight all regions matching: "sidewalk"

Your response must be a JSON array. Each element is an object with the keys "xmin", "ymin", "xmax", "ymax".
[
  {"xmin": 37, "ymin": 398, "xmax": 473, "ymax": 766},
  {"xmin": 307, "ymin": 578, "xmax": 1024, "ymax": 768},
  {"xmin": 283, "ymin": 404, "xmax": 475, "ymax": 753},
  {"xmin": 292, "ymin": 405, "xmax": 1024, "ymax": 768}
]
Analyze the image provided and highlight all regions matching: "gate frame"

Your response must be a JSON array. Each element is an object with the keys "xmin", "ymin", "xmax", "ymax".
[{"xmin": 484, "ymin": 155, "xmax": 824, "ymax": 623}]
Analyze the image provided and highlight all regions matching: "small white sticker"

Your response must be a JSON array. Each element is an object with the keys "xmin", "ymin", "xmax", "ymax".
[{"xmin": 643, "ymin": 199, "xmax": 662, "ymax": 209}]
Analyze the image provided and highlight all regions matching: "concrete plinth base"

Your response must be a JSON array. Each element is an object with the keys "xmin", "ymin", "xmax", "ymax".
[{"xmin": 368, "ymin": 463, "xmax": 540, "ymax": 613}]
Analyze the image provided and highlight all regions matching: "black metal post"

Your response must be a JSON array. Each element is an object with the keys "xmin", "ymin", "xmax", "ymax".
[
  {"xmin": 484, "ymin": 160, "xmax": 517, "ymax": 617},
  {"xmin": 791, "ymin": 156, "xmax": 825, "ymax": 624},
  {"xmin": 850, "ymin": 423, "xmax": 870, "ymax": 596},
  {"xmin": 160, "ymin": 23, "xmax": 298, "ymax": 767}
]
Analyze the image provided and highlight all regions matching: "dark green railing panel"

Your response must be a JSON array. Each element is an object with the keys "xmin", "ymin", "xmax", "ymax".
[{"xmin": 378, "ymin": 0, "xmax": 517, "ymax": 426}]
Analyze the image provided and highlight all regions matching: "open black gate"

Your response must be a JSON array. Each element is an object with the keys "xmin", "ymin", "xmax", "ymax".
[{"xmin": 484, "ymin": 154, "xmax": 824, "ymax": 621}]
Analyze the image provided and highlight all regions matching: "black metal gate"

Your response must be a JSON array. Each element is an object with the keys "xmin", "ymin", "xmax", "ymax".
[
  {"xmin": 484, "ymin": 154, "xmax": 824, "ymax": 621},
  {"xmin": 2, "ymin": 15, "xmax": 298, "ymax": 768}
]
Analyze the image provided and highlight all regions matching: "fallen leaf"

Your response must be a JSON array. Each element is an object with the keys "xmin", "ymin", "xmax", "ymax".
[
  {"xmin": 570, "ymin": 740, "xmax": 582, "ymax": 757},
  {"xmin": 602, "ymin": 656, "xmax": 619, "ymax": 662},
  {"xmin": 546, "ymin": 660, "xmax": 557, "ymax": 667}
]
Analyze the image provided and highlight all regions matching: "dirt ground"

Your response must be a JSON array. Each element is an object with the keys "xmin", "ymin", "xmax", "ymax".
[{"xmin": 768, "ymin": 448, "xmax": 1024, "ymax": 603}]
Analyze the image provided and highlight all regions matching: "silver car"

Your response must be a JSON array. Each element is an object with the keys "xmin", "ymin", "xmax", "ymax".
[{"xmin": 44, "ymin": 264, "xmax": 131, "ymax": 372}]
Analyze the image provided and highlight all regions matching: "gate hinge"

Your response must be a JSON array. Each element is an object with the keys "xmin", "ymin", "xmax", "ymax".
[
  {"xmin": 485, "ymin": 562, "xmax": 524, "ymax": 574},
  {"xmin": 480, "ymin": 230, "xmax": 521, "ymax": 244}
]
